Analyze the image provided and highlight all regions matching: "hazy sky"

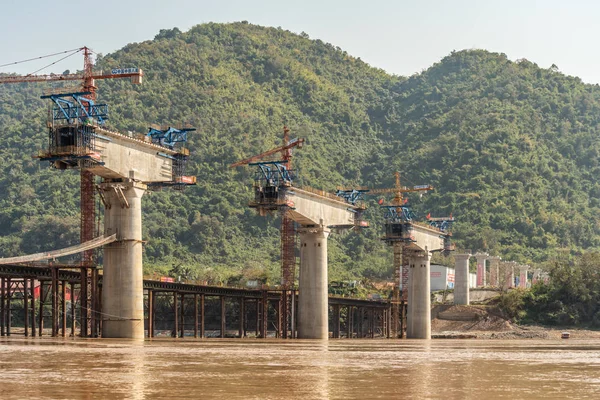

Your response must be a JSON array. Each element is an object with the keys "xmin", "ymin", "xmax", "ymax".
[{"xmin": 1, "ymin": 0, "xmax": 599, "ymax": 83}]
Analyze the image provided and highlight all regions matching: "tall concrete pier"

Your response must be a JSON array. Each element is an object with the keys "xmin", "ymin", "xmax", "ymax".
[
  {"xmin": 454, "ymin": 253, "xmax": 471, "ymax": 305},
  {"xmin": 100, "ymin": 181, "xmax": 147, "ymax": 339},
  {"xmin": 409, "ymin": 251, "xmax": 431, "ymax": 339},
  {"xmin": 488, "ymin": 256, "xmax": 501, "ymax": 287},
  {"xmin": 518, "ymin": 265, "xmax": 530, "ymax": 288},
  {"xmin": 474, "ymin": 252, "xmax": 489, "ymax": 287},
  {"xmin": 502, "ymin": 261, "xmax": 516, "ymax": 289},
  {"xmin": 298, "ymin": 227, "xmax": 330, "ymax": 339}
]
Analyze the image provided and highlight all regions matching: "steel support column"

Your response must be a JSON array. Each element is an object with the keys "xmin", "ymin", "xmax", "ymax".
[
  {"xmin": 220, "ymin": 296, "xmax": 226, "ymax": 338},
  {"xmin": 238, "ymin": 297, "xmax": 244, "ymax": 338},
  {"xmin": 261, "ymin": 291, "xmax": 268, "ymax": 338},
  {"xmin": 6, "ymin": 278, "xmax": 11, "ymax": 336},
  {"xmin": 345, "ymin": 306, "xmax": 350, "ymax": 339},
  {"xmin": 38, "ymin": 281, "xmax": 44, "ymax": 337},
  {"xmin": 333, "ymin": 305, "xmax": 340, "ymax": 339},
  {"xmin": 30, "ymin": 278, "xmax": 36, "ymax": 337},
  {"xmin": 0, "ymin": 278, "xmax": 4, "ymax": 337},
  {"xmin": 255, "ymin": 299, "xmax": 260, "ymax": 337},
  {"xmin": 194, "ymin": 293, "xmax": 198, "ymax": 339},
  {"xmin": 61, "ymin": 281, "xmax": 67, "ymax": 337},
  {"xmin": 200, "ymin": 294, "xmax": 205, "ymax": 338},
  {"xmin": 70, "ymin": 282, "xmax": 76, "ymax": 337},
  {"xmin": 24, "ymin": 278, "xmax": 29, "ymax": 337},
  {"xmin": 173, "ymin": 292, "xmax": 178, "ymax": 338},
  {"xmin": 52, "ymin": 268, "xmax": 59, "ymax": 337},
  {"xmin": 276, "ymin": 299, "xmax": 282, "ymax": 338},
  {"xmin": 148, "ymin": 290, "xmax": 154, "ymax": 338},
  {"xmin": 359, "ymin": 307, "xmax": 364, "ymax": 338},
  {"xmin": 180, "ymin": 293, "xmax": 185, "ymax": 338}
]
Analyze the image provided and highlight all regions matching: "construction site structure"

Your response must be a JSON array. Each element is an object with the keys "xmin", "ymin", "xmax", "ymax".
[
  {"xmin": 231, "ymin": 127, "xmax": 304, "ymax": 338},
  {"xmin": 233, "ymin": 128, "xmax": 368, "ymax": 339},
  {"xmin": 338, "ymin": 172, "xmax": 454, "ymax": 339},
  {"xmin": 338, "ymin": 172, "xmax": 430, "ymax": 338},
  {"xmin": 1, "ymin": 47, "xmax": 196, "ymax": 338},
  {"xmin": 1, "ymin": 46, "xmax": 143, "ymax": 337},
  {"xmin": 43, "ymin": 106, "xmax": 195, "ymax": 339}
]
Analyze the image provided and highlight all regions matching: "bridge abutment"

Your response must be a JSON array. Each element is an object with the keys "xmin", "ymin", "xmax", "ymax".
[
  {"xmin": 100, "ymin": 181, "xmax": 146, "ymax": 339},
  {"xmin": 298, "ymin": 227, "xmax": 330, "ymax": 339}
]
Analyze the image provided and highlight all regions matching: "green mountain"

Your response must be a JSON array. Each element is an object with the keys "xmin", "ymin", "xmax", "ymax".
[{"xmin": 1, "ymin": 22, "xmax": 599, "ymax": 284}]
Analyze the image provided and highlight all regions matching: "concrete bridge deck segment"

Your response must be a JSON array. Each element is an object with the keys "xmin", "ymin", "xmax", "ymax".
[
  {"xmin": 87, "ymin": 126, "xmax": 179, "ymax": 183},
  {"xmin": 404, "ymin": 222, "xmax": 447, "ymax": 253},
  {"xmin": 286, "ymin": 187, "xmax": 364, "ymax": 228}
]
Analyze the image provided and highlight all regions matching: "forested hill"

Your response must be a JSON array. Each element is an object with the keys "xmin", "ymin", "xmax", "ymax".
[{"xmin": 1, "ymin": 22, "xmax": 600, "ymax": 284}]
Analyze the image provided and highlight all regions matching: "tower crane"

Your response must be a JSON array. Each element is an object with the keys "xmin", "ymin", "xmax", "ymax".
[
  {"xmin": 230, "ymin": 127, "xmax": 304, "ymax": 289},
  {"xmin": 0, "ymin": 46, "xmax": 142, "ymax": 337}
]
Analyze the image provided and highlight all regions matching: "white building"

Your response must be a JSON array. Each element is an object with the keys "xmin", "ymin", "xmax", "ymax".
[{"xmin": 430, "ymin": 264, "xmax": 476, "ymax": 291}]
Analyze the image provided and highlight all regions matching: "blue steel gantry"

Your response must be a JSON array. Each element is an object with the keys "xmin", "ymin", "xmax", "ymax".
[{"xmin": 146, "ymin": 126, "xmax": 196, "ymax": 149}]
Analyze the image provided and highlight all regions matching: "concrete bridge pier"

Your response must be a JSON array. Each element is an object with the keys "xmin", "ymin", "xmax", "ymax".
[
  {"xmin": 489, "ymin": 256, "xmax": 501, "ymax": 287},
  {"xmin": 519, "ymin": 265, "xmax": 530, "ymax": 288},
  {"xmin": 100, "ymin": 181, "xmax": 147, "ymax": 339},
  {"xmin": 297, "ymin": 227, "xmax": 330, "ymax": 339},
  {"xmin": 408, "ymin": 251, "xmax": 431, "ymax": 339},
  {"xmin": 454, "ymin": 253, "xmax": 471, "ymax": 305},
  {"xmin": 474, "ymin": 252, "xmax": 489, "ymax": 287}
]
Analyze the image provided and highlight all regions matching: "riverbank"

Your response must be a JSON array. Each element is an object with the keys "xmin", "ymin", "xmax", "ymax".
[{"xmin": 431, "ymin": 304, "xmax": 600, "ymax": 339}]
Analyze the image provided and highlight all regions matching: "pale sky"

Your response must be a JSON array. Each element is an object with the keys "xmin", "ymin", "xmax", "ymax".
[{"xmin": 1, "ymin": 0, "xmax": 599, "ymax": 83}]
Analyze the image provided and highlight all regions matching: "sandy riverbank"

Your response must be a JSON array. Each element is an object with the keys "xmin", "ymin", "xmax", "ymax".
[{"xmin": 431, "ymin": 305, "xmax": 600, "ymax": 339}]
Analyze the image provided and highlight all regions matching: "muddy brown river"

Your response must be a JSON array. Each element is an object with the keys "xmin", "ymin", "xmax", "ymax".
[{"xmin": 1, "ymin": 338, "xmax": 600, "ymax": 399}]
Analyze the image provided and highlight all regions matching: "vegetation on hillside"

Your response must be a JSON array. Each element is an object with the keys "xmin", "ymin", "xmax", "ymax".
[
  {"xmin": 499, "ymin": 253, "xmax": 600, "ymax": 327},
  {"xmin": 1, "ymin": 22, "xmax": 600, "ymax": 286}
]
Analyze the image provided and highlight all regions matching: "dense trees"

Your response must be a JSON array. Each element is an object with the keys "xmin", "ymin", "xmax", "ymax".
[
  {"xmin": 1, "ymin": 22, "xmax": 600, "ymax": 285},
  {"xmin": 500, "ymin": 253, "xmax": 600, "ymax": 327}
]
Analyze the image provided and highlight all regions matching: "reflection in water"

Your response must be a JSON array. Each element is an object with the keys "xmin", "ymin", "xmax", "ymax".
[
  {"xmin": 127, "ymin": 344, "xmax": 147, "ymax": 400},
  {"xmin": 314, "ymin": 341, "xmax": 330, "ymax": 399},
  {"xmin": 2, "ymin": 338, "xmax": 600, "ymax": 399}
]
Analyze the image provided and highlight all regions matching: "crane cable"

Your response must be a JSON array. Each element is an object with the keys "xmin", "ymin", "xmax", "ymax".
[
  {"xmin": 0, "ymin": 47, "xmax": 83, "ymax": 69},
  {"xmin": 25, "ymin": 48, "xmax": 83, "ymax": 77}
]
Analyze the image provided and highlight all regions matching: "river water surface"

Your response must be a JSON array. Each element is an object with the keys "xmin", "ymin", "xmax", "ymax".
[{"xmin": 1, "ymin": 337, "xmax": 600, "ymax": 399}]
